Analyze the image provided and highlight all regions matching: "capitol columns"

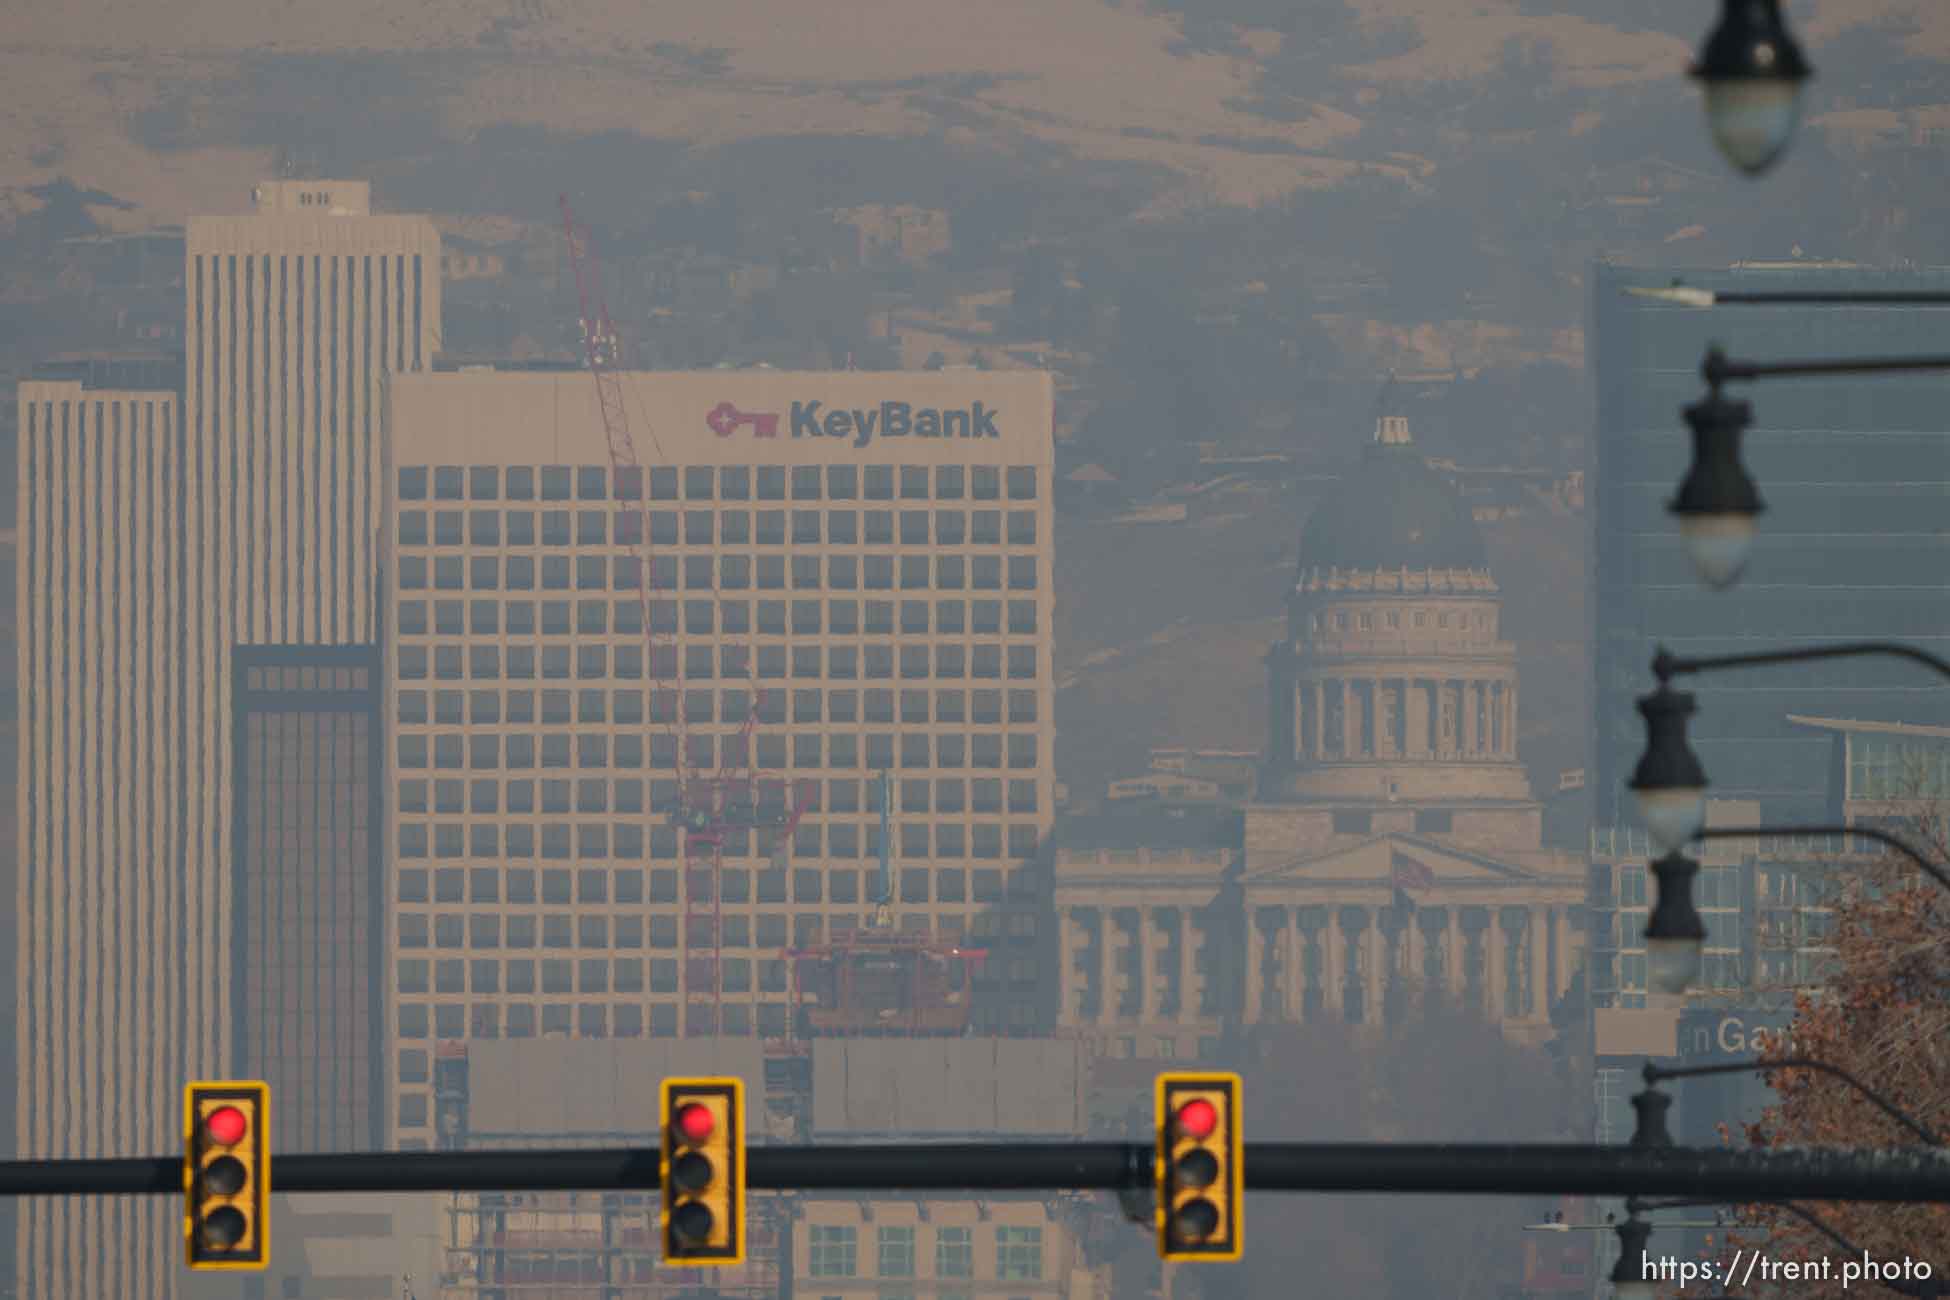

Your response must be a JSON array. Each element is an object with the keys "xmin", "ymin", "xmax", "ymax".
[
  {"xmin": 1139, "ymin": 908, "xmax": 1161, "ymax": 1022},
  {"xmin": 1057, "ymin": 908, "xmax": 1085, "ymax": 1027},
  {"xmin": 1099, "ymin": 912, "xmax": 1118, "ymax": 1022},
  {"xmin": 1245, "ymin": 912, "xmax": 1266, "ymax": 1022}
]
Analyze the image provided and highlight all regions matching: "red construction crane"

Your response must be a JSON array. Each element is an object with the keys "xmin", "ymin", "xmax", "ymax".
[{"xmin": 558, "ymin": 195, "xmax": 811, "ymax": 1035}]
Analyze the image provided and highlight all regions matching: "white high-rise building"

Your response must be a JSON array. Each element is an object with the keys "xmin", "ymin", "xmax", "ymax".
[{"xmin": 15, "ymin": 180, "xmax": 439, "ymax": 1299}]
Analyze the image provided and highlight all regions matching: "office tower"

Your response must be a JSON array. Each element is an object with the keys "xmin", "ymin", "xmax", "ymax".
[
  {"xmin": 182, "ymin": 179, "xmax": 436, "ymax": 1124},
  {"xmin": 16, "ymin": 180, "xmax": 437, "ymax": 1298},
  {"xmin": 14, "ymin": 365, "xmax": 183, "ymax": 1300},
  {"xmin": 232, "ymin": 644, "xmax": 386, "ymax": 1152},
  {"xmin": 186, "ymin": 179, "xmax": 441, "ymax": 645},
  {"xmin": 1590, "ymin": 262, "xmax": 1950, "ymax": 825},
  {"xmin": 382, "ymin": 368, "xmax": 1055, "ymax": 1149}
]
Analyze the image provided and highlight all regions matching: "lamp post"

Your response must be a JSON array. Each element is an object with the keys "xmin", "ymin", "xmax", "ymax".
[
  {"xmin": 1690, "ymin": 0, "xmax": 1813, "ymax": 176},
  {"xmin": 1627, "ymin": 284, "xmax": 1950, "ymax": 308},
  {"xmin": 1629, "ymin": 681, "xmax": 1709, "ymax": 856},
  {"xmin": 1609, "ymin": 1212, "xmax": 1657, "ymax": 1300},
  {"xmin": 1694, "ymin": 824, "xmax": 1950, "ymax": 897},
  {"xmin": 1701, "ymin": 346, "xmax": 1950, "ymax": 387},
  {"xmin": 1653, "ymin": 640, "xmax": 1950, "ymax": 688},
  {"xmin": 1643, "ymin": 854, "xmax": 1709, "ymax": 996},
  {"xmin": 1641, "ymin": 1059, "xmax": 1942, "ymax": 1148},
  {"xmin": 1633, "ymin": 639, "xmax": 1950, "ymax": 867},
  {"xmin": 1630, "ymin": 1060, "xmax": 1944, "ymax": 1286},
  {"xmin": 1664, "ymin": 346, "xmax": 1950, "ymax": 587},
  {"xmin": 1671, "ymin": 385, "xmax": 1763, "ymax": 588},
  {"xmin": 1627, "ymin": 651, "xmax": 1950, "ymax": 990}
]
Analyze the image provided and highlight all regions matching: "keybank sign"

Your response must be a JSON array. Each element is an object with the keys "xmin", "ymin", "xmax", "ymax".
[{"xmin": 706, "ymin": 399, "xmax": 1003, "ymax": 449}]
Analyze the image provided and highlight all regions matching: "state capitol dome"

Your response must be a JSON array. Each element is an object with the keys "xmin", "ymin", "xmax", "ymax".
[
  {"xmin": 1296, "ymin": 415, "xmax": 1488, "ymax": 579},
  {"xmin": 1261, "ymin": 411, "xmax": 1533, "ymax": 811}
]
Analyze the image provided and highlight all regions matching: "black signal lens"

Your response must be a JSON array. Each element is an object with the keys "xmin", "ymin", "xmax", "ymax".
[
  {"xmin": 1173, "ymin": 1149, "xmax": 1219, "ymax": 1190},
  {"xmin": 670, "ymin": 1201, "xmax": 715, "ymax": 1245},
  {"xmin": 1171, "ymin": 1198, "xmax": 1220, "ymax": 1244},
  {"xmin": 672, "ymin": 1151, "xmax": 714, "ymax": 1193},
  {"xmin": 201, "ymin": 1206, "xmax": 248, "ymax": 1250},
  {"xmin": 202, "ymin": 1155, "xmax": 247, "ymax": 1197}
]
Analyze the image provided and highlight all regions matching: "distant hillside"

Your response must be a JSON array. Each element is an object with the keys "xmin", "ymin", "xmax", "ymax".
[
  {"xmin": 5, "ymin": 0, "xmax": 1946, "ymax": 396},
  {"xmin": 4, "ymin": 0, "xmax": 1945, "ymax": 225}
]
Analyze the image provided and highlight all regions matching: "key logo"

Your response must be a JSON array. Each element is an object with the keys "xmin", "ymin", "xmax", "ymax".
[{"xmin": 706, "ymin": 402, "xmax": 780, "ymax": 438}]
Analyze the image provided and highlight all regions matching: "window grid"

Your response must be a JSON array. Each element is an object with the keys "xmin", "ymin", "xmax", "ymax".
[{"xmin": 390, "ymin": 462, "xmax": 1052, "ymax": 1126}]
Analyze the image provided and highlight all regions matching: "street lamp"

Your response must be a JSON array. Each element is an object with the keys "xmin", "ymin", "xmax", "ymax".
[
  {"xmin": 1644, "ymin": 1059, "xmax": 1941, "ymax": 1147},
  {"xmin": 1629, "ymin": 681, "xmax": 1708, "ymax": 856},
  {"xmin": 1627, "ymin": 284, "xmax": 1950, "ymax": 308},
  {"xmin": 1655, "ymin": 640, "xmax": 1950, "ymax": 688},
  {"xmin": 1690, "ymin": 0, "xmax": 1813, "ymax": 176},
  {"xmin": 1662, "ymin": 345, "xmax": 1950, "ymax": 591},
  {"xmin": 1671, "ymin": 385, "xmax": 1763, "ymax": 589},
  {"xmin": 1639, "ymin": 639, "xmax": 1950, "ymax": 881},
  {"xmin": 1695, "ymin": 824, "xmax": 1950, "ymax": 897},
  {"xmin": 1644, "ymin": 854, "xmax": 1708, "ymax": 996},
  {"xmin": 1630, "ymin": 1083, "xmax": 1677, "ymax": 1150},
  {"xmin": 1629, "ymin": 635, "xmax": 1950, "ymax": 988},
  {"xmin": 1609, "ymin": 1212, "xmax": 1657, "ymax": 1300},
  {"xmin": 1629, "ymin": 673, "xmax": 1709, "ymax": 990}
]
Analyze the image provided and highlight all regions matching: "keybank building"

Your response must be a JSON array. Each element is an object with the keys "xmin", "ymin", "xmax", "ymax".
[{"xmin": 381, "ymin": 368, "xmax": 1057, "ymax": 1149}]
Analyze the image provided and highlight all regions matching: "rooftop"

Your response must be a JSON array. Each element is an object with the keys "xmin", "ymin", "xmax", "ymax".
[
  {"xmin": 1054, "ymin": 805, "xmax": 1243, "ymax": 853},
  {"xmin": 1787, "ymin": 714, "xmax": 1950, "ymax": 741}
]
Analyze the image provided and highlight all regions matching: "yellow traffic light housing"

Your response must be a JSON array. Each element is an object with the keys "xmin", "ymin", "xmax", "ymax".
[
  {"xmin": 1156, "ymin": 1072, "xmax": 1242, "ymax": 1261},
  {"xmin": 660, "ymin": 1077, "xmax": 745, "ymax": 1266},
  {"xmin": 184, "ymin": 1081, "xmax": 270, "ymax": 1271}
]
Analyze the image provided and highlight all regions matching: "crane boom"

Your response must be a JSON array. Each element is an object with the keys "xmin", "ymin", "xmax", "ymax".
[
  {"xmin": 557, "ymin": 194, "xmax": 687, "ymax": 758},
  {"xmin": 557, "ymin": 195, "xmax": 814, "ymax": 1035}
]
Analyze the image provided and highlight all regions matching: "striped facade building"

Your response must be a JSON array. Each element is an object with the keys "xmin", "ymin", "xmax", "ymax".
[
  {"xmin": 14, "ymin": 181, "xmax": 438, "ymax": 1297},
  {"xmin": 15, "ymin": 372, "xmax": 185, "ymax": 1299}
]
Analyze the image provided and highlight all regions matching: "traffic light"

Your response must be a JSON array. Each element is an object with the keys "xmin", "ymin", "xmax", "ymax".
[
  {"xmin": 184, "ymin": 1081, "xmax": 269, "ymax": 1271},
  {"xmin": 1156, "ymin": 1072, "xmax": 1242, "ymax": 1261},
  {"xmin": 660, "ymin": 1077, "xmax": 745, "ymax": 1265}
]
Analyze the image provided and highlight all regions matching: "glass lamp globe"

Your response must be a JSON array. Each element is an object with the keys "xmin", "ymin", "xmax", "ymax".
[
  {"xmin": 1691, "ymin": 0, "xmax": 1814, "ymax": 177},
  {"xmin": 1702, "ymin": 76, "xmax": 1804, "ymax": 175},
  {"xmin": 1647, "ymin": 935, "xmax": 1706, "ymax": 996},
  {"xmin": 1634, "ymin": 784, "xmax": 1706, "ymax": 857},
  {"xmin": 1679, "ymin": 513, "xmax": 1758, "ymax": 590}
]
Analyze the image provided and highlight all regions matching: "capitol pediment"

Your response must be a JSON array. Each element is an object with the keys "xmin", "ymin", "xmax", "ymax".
[{"xmin": 1242, "ymin": 833, "xmax": 1542, "ymax": 891}]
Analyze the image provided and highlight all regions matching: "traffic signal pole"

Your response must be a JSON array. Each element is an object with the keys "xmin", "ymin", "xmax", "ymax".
[{"xmin": 6, "ymin": 1141, "xmax": 1950, "ymax": 1202}]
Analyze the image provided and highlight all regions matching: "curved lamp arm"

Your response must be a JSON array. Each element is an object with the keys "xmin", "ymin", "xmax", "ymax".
[
  {"xmin": 1654, "ymin": 640, "xmax": 1950, "ymax": 685},
  {"xmin": 1644, "ymin": 1058, "xmax": 1942, "ymax": 1147},
  {"xmin": 1695, "ymin": 824, "xmax": 1950, "ymax": 896},
  {"xmin": 1702, "ymin": 346, "xmax": 1950, "ymax": 387}
]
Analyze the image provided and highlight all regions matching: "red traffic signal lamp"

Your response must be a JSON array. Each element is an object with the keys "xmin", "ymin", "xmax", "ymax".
[
  {"xmin": 1157, "ymin": 1072, "xmax": 1242, "ymax": 1261},
  {"xmin": 660, "ymin": 1078, "xmax": 745, "ymax": 1266},
  {"xmin": 184, "ymin": 1081, "xmax": 270, "ymax": 1271}
]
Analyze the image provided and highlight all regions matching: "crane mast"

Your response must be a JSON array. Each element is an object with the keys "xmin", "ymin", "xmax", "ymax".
[{"xmin": 557, "ymin": 195, "xmax": 810, "ymax": 1035}]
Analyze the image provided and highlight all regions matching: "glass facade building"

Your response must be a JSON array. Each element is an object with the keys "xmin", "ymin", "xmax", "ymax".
[{"xmin": 232, "ymin": 644, "xmax": 386, "ymax": 1153}]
